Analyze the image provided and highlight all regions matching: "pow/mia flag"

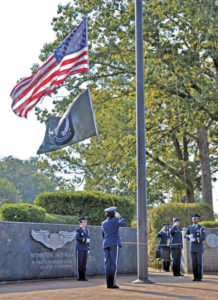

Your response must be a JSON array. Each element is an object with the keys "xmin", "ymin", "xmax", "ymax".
[{"xmin": 37, "ymin": 89, "xmax": 97, "ymax": 154}]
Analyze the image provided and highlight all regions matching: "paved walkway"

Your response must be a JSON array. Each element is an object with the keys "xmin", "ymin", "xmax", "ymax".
[{"xmin": 0, "ymin": 271, "xmax": 218, "ymax": 300}]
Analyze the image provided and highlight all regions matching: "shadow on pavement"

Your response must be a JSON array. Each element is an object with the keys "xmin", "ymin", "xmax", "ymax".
[
  {"xmin": 153, "ymin": 282, "xmax": 218, "ymax": 293},
  {"xmin": 119, "ymin": 288, "xmax": 197, "ymax": 300},
  {"xmin": 0, "ymin": 277, "xmax": 105, "ymax": 294}
]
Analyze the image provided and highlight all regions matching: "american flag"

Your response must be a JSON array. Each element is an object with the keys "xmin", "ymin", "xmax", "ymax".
[{"xmin": 10, "ymin": 17, "xmax": 88, "ymax": 118}]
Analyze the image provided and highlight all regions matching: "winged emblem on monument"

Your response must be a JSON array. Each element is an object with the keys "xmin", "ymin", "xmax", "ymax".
[{"xmin": 31, "ymin": 230, "xmax": 76, "ymax": 251}]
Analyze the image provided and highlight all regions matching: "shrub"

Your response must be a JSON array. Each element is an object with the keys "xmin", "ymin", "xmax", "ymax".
[
  {"xmin": 0, "ymin": 203, "xmax": 46, "ymax": 223},
  {"xmin": 199, "ymin": 221, "xmax": 218, "ymax": 228},
  {"xmin": 35, "ymin": 191, "xmax": 135, "ymax": 226},
  {"xmin": 44, "ymin": 213, "xmax": 78, "ymax": 224}
]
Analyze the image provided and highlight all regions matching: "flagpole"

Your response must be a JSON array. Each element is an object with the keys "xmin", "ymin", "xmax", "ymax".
[{"xmin": 133, "ymin": 0, "xmax": 152, "ymax": 284}]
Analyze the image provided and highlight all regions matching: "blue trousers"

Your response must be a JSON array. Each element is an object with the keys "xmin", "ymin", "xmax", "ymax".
[
  {"xmin": 171, "ymin": 248, "xmax": 181, "ymax": 276},
  {"xmin": 76, "ymin": 249, "xmax": 87, "ymax": 279},
  {"xmin": 104, "ymin": 245, "xmax": 119, "ymax": 287},
  {"xmin": 191, "ymin": 252, "xmax": 203, "ymax": 280}
]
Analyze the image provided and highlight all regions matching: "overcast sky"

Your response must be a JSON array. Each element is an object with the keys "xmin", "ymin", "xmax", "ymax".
[{"xmin": 0, "ymin": 0, "xmax": 217, "ymax": 212}]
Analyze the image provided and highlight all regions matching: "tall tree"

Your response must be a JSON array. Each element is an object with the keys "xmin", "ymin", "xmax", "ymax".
[
  {"xmin": 33, "ymin": 0, "xmax": 217, "ymax": 206},
  {"xmin": 0, "ymin": 156, "xmax": 66, "ymax": 203}
]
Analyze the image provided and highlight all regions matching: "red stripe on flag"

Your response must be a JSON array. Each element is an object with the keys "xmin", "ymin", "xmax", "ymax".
[{"xmin": 11, "ymin": 49, "xmax": 88, "ymax": 117}]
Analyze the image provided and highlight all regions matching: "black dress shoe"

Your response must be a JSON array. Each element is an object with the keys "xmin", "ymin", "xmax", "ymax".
[
  {"xmin": 178, "ymin": 274, "xmax": 184, "ymax": 276},
  {"xmin": 111, "ymin": 285, "xmax": 119, "ymax": 289},
  {"xmin": 77, "ymin": 278, "xmax": 88, "ymax": 281},
  {"xmin": 196, "ymin": 278, "xmax": 202, "ymax": 281},
  {"xmin": 192, "ymin": 279, "xmax": 197, "ymax": 281},
  {"xmin": 173, "ymin": 274, "xmax": 180, "ymax": 277}
]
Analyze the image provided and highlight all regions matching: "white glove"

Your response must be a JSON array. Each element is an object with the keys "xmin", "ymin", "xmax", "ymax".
[
  {"xmin": 115, "ymin": 212, "xmax": 121, "ymax": 218},
  {"xmin": 87, "ymin": 238, "xmax": 90, "ymax": 243},
  {"xmin": 190, "ymin": 234, "xmax": 195, "ymax": 242}
]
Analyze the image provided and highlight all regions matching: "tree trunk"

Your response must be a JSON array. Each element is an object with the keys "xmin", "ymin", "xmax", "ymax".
[
  {"xmin": 197, "ymin": 125, "xmax": 213, "ymax": 209},
  {"xmin": 172, "ymin": 133, "xmax": 195, "ymax": 203},
  {"xmin": 185, "ymin": 179, "xmax": 195, "ymax": 203}
]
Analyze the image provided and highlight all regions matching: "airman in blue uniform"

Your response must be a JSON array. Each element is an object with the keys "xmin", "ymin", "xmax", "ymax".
[
  {"xmin": 76, "ymin": 216, "xmax": 90, "ymax": 281},
  {"xmin": 157, "ymin": 223, "xmax": 171, "ymax": 271},
  {"xmin": 101, "ymin": 207, "xmax": 126, "ymax": 289},
  {"xmin": 184, "ymin": 214, "xmax": 206, "ymax": 281},
  {"xmin": 169, "ymin": 217, "xmax": 183, "ymax": 276}
]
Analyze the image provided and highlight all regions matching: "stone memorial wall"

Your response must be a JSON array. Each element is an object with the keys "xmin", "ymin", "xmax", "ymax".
[
  {"xmin": 0, "ymin": 222, "xmax": 217, "ymax": 281},
  {"xmin": 0, "ymin": 222, "xmax": 137, "ymax": 281}
]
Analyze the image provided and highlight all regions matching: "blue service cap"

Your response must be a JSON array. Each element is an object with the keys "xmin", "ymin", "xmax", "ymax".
[
  {"xmin": 173, "ymin": 217, "xmax": 180, "ymax": 222},
  {"xmin": 104, "ymin": 207, "xmax": 117, "ymax": 212},
  {"xmin": 78, "ymin": 216, "xmax": 88, "ymax": 222},
  {"xmin": 191, "ymin": 214, "xmax": 201, "ymax": 219}
]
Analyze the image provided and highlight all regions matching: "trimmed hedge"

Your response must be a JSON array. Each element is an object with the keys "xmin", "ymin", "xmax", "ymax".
[
  {"xmin": 44, "ymin": 213, "xmax": 78, "ymax": 224},
  {"xmin": 35, "ymin": 191, "xmax": 135, "ymax": 226},
  {"xmin": 132, "ymin": 203, "xmax": 214, "ymax": 267},
  {"xmin": 0, "ymin": 203, "xmax": 46, "ymax": 223},
  {"xmin": 199, "ymin": 221, "xmax": 218, "ymax": 228}
]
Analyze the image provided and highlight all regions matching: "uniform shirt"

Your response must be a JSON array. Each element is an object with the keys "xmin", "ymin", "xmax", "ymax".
[
  {"xmin": 102, "ymin": 216, "xmax": 126, "ymax": 249},
  {"xmin": 156, "ymin": 230, "xmax": 170, "ymax": 249},
  {"xmin": 169, "ymin": 225, "xmax": 183, "ymax": 249},
  {"xmin": 184, "ymin": 224, "xmax": 206, "ymax": 253},
  {"xmin": 76, "ymin": 227, "xmax": 90, "ymax": 251}
]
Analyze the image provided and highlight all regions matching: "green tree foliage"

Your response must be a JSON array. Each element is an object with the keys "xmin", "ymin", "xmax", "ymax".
[
  {"xmin": 35, "ymin": 191, "xmax": 135, "ymax": 226},
  {"xmin": 0, "ymin": 156, "xmax": 66, "ymax": 203},
  {"xmin": 34, "ymin": 0, "xmax": 217, "ymax": 204},
  {"xmin": 0, "ymin": 177, "xmax": 22, "ymax": 207}
]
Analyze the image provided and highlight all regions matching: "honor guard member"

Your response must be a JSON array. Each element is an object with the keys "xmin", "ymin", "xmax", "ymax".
[
  {"xmin": 184, "ymin": 214, "xmax": 206, "ymax": 281},
  {"xmin": 102, "ymin": 207, "xmax": 126, "ymax": 289},
  {"xmin": 169, "ymin": 217, "xmax": 183, "ymax": 276},
  {"xmin": 157, "ymin": 223, "xmax": 171, "ymax": 271},
  {"xmin": 76, "ymin": 216, "xmax": 90, "ymax": 281}
]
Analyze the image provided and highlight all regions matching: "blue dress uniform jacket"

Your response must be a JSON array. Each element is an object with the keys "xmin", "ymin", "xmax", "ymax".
[
  {"xmin": 169, "ymin": 225, "xmax": 183, "ymax": 276},
  {"xmin": 76, "ymin": 227, "xmax": 90, "ymax": 280},
  {"xmin": 184, "ymin": 224, "xmax": 206, "ymax": 252},
  {"xmin": 184, "ymin": 224, "xmax": 206, "ymax": 280},
  {"xmin": 102, "ymin": 216, "xmax": 126, "ymax": 288},
  {"xmin": 76, "ymin": 227, "xmax": 89, "ymax": 251},
  {"xmin": 157, "ymin": 230, "xmax": 170, "ymax": 249},
  {"xmin": 169, "ymin": 225, "xmax": 183, "ymax": 249},
  {"xmin": 102, "ymin": 217, "xmax": 126, "ymax": 249}
]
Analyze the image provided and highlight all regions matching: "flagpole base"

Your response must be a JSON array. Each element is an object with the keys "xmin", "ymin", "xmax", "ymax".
[{"xmin": 132, "ymin": 278, "xmax": 153, "ymax": 284}]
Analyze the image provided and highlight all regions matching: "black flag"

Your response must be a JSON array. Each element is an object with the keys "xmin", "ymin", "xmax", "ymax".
[{"xmin": 37, "ymin": 89, "xmax": 97, "ymax": 154}]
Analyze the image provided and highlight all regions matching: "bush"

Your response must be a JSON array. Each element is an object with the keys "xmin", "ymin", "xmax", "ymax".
[
  {"xmin": 44, "ymin": 213, "xmax": 78, "ymax": 224},
  {"xmin": 0, "ymin": 203, "xmax": 46, "ymax": 223},
  {"xmin": 132, "ymin": 203, "xmax": 214, "ymax": 267},
  {"xmin": 199, "ymin": 221, "xmax": 218, "ymax": 228},
  {"xmin": 35, "ymin": 191, "xmax": 135, "ymax": 226}
]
